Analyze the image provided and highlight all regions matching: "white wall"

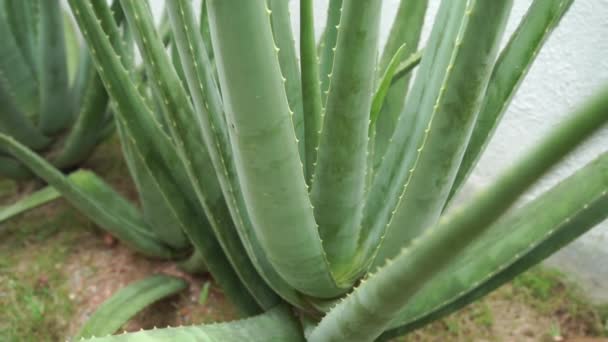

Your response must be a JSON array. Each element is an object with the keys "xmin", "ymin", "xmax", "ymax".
[{"xmin": 154, "ymin": 0, "xmax": 608, "ymax": 301}]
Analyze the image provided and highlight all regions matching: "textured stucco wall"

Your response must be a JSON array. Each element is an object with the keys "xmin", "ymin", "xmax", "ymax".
[{"xmin": 156, "ymin": 0, "xmax": 608, "ymax": 300}]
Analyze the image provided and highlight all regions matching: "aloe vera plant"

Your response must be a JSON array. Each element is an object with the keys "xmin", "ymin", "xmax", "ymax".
[
  {"xmin": 0, "ymin": 0, "xmax": 121, "ymax": 182},
  {"xmin": 1, "ymin": 0, "xmax": 607, "ymax": 341}
]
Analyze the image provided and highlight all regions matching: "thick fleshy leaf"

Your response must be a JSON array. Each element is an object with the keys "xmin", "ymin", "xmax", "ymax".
[
  {"xmin": 373, "ymin": 0, "xmax": 427, "ymax": 172},
  {"xmin": 0, "ymin": 183, "xmax": 59, "ymax": 224},
  {"xmin": 370, "ymin": 44, "xmax": 407, "ymax": 127},
  {"xmin": 168, "ymin": 0, "xmax": 307, "ymax": 309},
  {"xmin": 0, "ymin": 155, "xmax": 31, "ymax": 180},
  {"xmin": 207, "ymin": 0, "xmax": 344, "ymax": 298},
  {"xmin": 121, "ymin": 0, "xmax": 279, "ymax": 310},
  {"xmin": 268, "ymin": 0, "xmax": 304, "ymax": 165},
  {"xmin": 71, "ymin": 0, "xmax": 261, "ymax": 315},
  {"xmin": 318, "ymin": 0, "xmax": 343, "ymax": 104},
  {"xmin": 380, "ymin": 151, "xmax": 608, "ymax": 339},
  {"xmin": 77, "ymin": 275, "xmax": 188, "ymax": 339},
  {"xmin": 310, "ymin": 0, "xmax": 383, "ymax": 270},
  {"xmin": 0, "ymin": 134, "xmax": 174, "ymax": 259},
  {"xmin": 449, "ymin": 0, "xmax": 575, "ymax": 200},
  {"xmin": 38, "ymin": 0, "xmax": 72, "ymax": 135},
  {"xmin": 0, "ymin": 82, "xmax": 49, "ymax": 150},
  {"xmin": 310, "ymin": 84, "xmax": 608, "ymax": 342},
  {"xmin": 0, "ymin": 0, "xmax": 39, "ymax": 118},
  {"xmin": 4, "ymin": 0, "xmax": 38, "ymax": 81},
  {"xmin": 360, "ymin": 0, "xmax": 513, "ymax": 273},
  {"xmin": 300, "ymin": 0, "xmax": 324, "ymax": 184},
  {"xmin": 84, "ymin": 306, "xmax": 304, "ymax": 342},
  {"xmin": 54, "ymin": 54, "xmax": 110, "ymax": 169}
]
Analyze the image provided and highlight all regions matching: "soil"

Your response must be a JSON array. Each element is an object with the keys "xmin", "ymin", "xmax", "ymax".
[{"xmin": 63, "ymin": 233, "xmax": 237, "ymax": 337}]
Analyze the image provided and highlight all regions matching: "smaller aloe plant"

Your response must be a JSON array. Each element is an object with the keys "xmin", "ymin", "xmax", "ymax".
[
  {"xmin": 0, "ymin": 0, "xmax": 607, "ymax": 341},
  {"xmin": 0, "ymin": 0, "xmax": 116, "ymax": 181}
]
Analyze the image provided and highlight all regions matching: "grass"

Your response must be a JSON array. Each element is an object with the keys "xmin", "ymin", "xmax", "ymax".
[
  {"xmin": 0, "ymin": 201, "xmax": 89, "ymax": 341},
  {"xmin": 0, "ymin": 137, "xmax": 606, "ymax": 341}
]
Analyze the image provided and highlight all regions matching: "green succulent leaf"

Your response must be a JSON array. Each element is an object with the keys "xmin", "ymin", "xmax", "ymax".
[
  {"xmin": 69, "ymin": 0, "xmax": 262, "ymax": 315},
  {"xmin": 372, "ymin": 0, "xmax": 427, "ymax": 172},
  {"xmin": 362, "ymin": 0, "xmax": 514, "ymax": 272},
  {"xmin": 3, "ymin": 0, "xmax": 38, "ymax": 82},
  {"xmin": 0, "ymin": 81, "xmax": 49, "ymax": 150},
  {"xmin": 168, "ymin": 0, "xmax": 307, "ymax": 309},
  {"xmin": 53, "ymin": 54, "xmax": 110, "ymax": 169},
  {"xmin": 0, "ymin": 155, "xmax": 32, "ymax": 180},
  {"xmin": 381, "ymin": 150, "xmax": 608, "ymax": 339},
  {"xmin": 0, "ymin": 1, "xmax": 40, "ymax": 121},
  {"xmin": 449, "ymin": 0, "xmax": 575, "ymax": 200},
  {"xmin": 120, "ymin": 0, "xmax": 279, "ymax": 310},
  {"xmin": 310, "ymin": 83, "xmax": 608, "ymax": 342},
  {"xmin": 311, "ymin": 0, "xmax": 384, "ymax": 270},
  {"xmin": 0, "ymin": 182, "xmax": 60, "ymax": 224},
  {"xmin": 300, "ymin": 0, "xmax": 324, "ymax": 184},
  {"xmin": 83, "ymin": 306, "xmax": 304, "ymax": 342},
  {"xmin": 268, "ymin": 0, "xmax": 305, "ymax": 166},
  {"xmin": 207, "ymin": 0, "xmax": 344, "ymax": 298},
  {"xmin": 318, "ymin": 0, "xmax": 343, "ymax": 104},
  {"xmin": 38, "ymin": 0, "xmax": 72, "ymax": 135},
  {"xmin": 0, "ymin": 134, "xmax": 174, "ymax": 259},
  {"xmin": 77, "ymin": 275, "xmax": 188, "ymax": 339},
  {"xmin": 370, "ymin": 44, "xmax": 407, "ymax": 128}
]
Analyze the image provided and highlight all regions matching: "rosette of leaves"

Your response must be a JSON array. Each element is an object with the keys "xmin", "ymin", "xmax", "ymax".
[
  {"xmin": 1, "ymin": 0, "xmax": 607, "ymax": 341},
  {"xmin": 0, "ymin": 0, "xmax": 116, "ymax": 181}
]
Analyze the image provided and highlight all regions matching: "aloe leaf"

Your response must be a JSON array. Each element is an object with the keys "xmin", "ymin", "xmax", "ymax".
[
  {"xmin": 116, "ymin": 121, "xmax": 189, "ymax": 251},
  {"xmin": 372, "ymin": 0, "xmax": 427, "ymax": 173},
  {"xmin": 0, "ymin": 82, "xmax": 49, "ymax": 150},
  {"xmin": 76, "ymin": 275, "xmax": 188, "ymax": 339},
  {"xmin": 207, "ymin": 0, "xmax": 343, "ymax": 298},
  {"xmin": 390, "ymin": 50, "xmax": 423, "ymax": 86},
  {"xmin": 170, "ymin": 38, "xmax": 188, "ymax": 90},
  {"xmin": 0, "ymin": 155, "xmax": 31, "ymax": 180},
  {"xmin": 54, "ymin": 59, "xmax": 110, "ymax": 169},
  {"xmin": 0, "ymin": 183, "xmax": 59, "ymax": 224},
  {"xmin": 83, "ymin": 306, "xmax": 304, "ymax": 342},
  {"xmin": 310, "ymin": 84, "xmax": 608, "ymax": 342},
  {"xmin": 310, "ymin": 0, "xmax": 383, "ymax": 270},
  {"xmin": 70, "ymin": 0, "xmax": 261, "ymax": 315},
  {"xmin": 0, "ymin": 134, "xmax": 174, "ymax": 258},
  {"xmin": 3, "ymin": 0, "xmax": 38, "ymax": 78},
  {"xmin": 356, "ymin": 0, "xmax": 468, "ymax": 275},
  {"xmin": 380, "ymin": 151, "xmax": 608, "ymax": 339},
  {"xmin": 268, "ymin": 0, "xmax": 305, "ymax": 166},
  {"xmin": 199, "ymin": 0, "xmax": 215, "ymax": 67},
  {"xmin": 370, "ymin": 44, "xmax": 406, "ymax": 128},
  {"xmin": 318, "ymin": 0, "xmax": 343, "ymax": 103},
  {"xmin": 96, "ymin": 116, "xmax": 115, "ymax": 143},
  {"xmin": 63, "ymin": 11, "xmax": 80, "ymax": 87},
  {"xmin": 38, "ymin": 0, "xmax": 72, "ymax": 135},
  {"xmin": 300, "ymin": 0, "xmax": 324, "ymax": 184},
  {"xmin": 121, "ymin": 0, "xmax": 279, "ymax": 310},
  {"xmin": 0, "ymin": 1, "xmax": 40, "ymax": 118},
  {"xmin": 376, "ymin": 0, "xmax": 513, "ymax": 264},
  {"xmin": 178, "ymin": 249, "xmax": 207, "ymax": 275},
  {"xmin": 361, "ymin": 0, "xmax": 513, "ymax": 271},
  {"xmin": 449, "ymin": 0, "xmax": 575, "ymax": 201},
  {"xmin": 168, "ymin": 0, "xmax": 307, "ymax": 309},
  {"xmin": 366, "ymin": 45, "xmax": 411, "ymax": 190}
]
